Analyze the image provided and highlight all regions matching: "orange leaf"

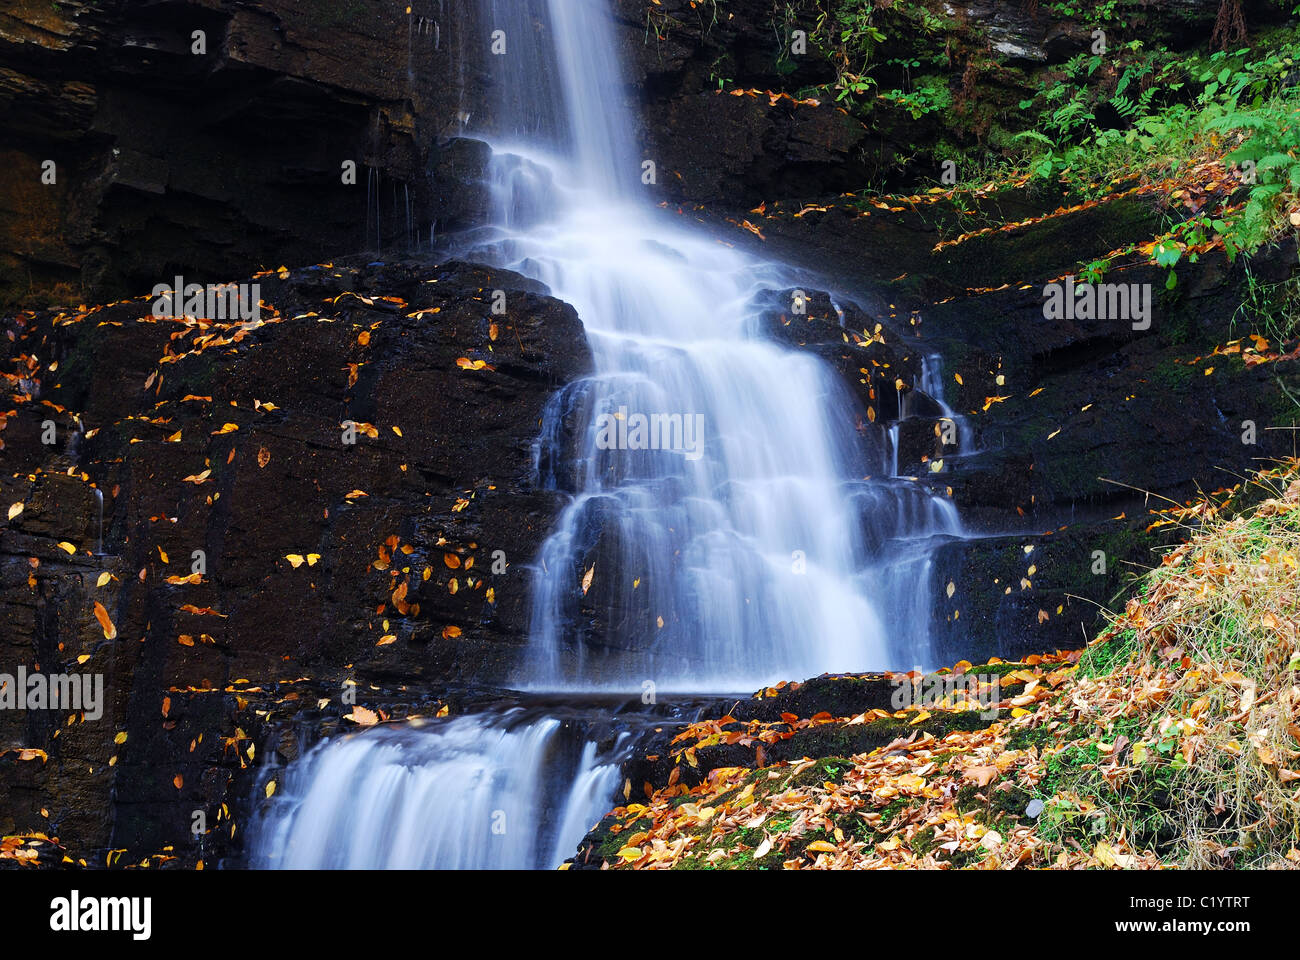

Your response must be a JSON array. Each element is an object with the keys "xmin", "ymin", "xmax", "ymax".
[{"xmin": 93, "ymin": 601, "xmax": 117, "ymax": 640}]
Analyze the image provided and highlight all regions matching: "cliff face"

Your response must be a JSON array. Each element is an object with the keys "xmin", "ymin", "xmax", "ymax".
[{"xmin": 0, "ymin": 0, "xmax": 510, "ymax": 307}]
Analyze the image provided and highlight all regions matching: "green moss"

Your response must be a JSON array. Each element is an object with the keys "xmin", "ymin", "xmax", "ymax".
[
  {"xmin": 1077, "ymin": 628, "xmax": 1138, "ymax": 679},
  {"xmin": 1003, "ymin": 725, "xmax": 1057, "ymax": 751},
  {"xmin": 592, "ymin": 816, "xmax": 652, "ymax": 861}
]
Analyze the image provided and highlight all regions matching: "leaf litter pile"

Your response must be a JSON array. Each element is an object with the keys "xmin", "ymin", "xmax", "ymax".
[{"xmin": 583, "ymin": 461, "xmax": 1300, "ymax": 870}]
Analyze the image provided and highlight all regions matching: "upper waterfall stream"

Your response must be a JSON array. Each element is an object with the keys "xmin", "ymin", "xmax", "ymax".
[{"xmin": 252, "ymin": 0, "xmax": 964, "ymax": 870}]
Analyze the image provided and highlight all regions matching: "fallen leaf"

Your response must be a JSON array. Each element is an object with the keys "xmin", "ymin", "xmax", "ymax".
[
  {"xmin": 93, "ymin": 601, "xmax": 117, "ymax": 640},
  {"xmin": 347, "ymin": 706, "xmax": 379, "ymax": 726}
]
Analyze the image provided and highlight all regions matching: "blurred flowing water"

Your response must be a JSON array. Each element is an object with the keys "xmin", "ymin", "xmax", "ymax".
[{"xmin": 253, "ymin": 0, "xmax": 965, "ymax": 869}]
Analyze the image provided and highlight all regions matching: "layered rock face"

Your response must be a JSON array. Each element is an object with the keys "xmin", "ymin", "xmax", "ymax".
[{"xmin": 0, "ymin": 0, "xmax": 516, "ymax": 308}]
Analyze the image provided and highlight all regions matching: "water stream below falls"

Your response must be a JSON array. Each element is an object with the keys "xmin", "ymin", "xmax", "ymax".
[{"xmin": 251, "ymin": 0, "xmax": 967, "ymax": 869}]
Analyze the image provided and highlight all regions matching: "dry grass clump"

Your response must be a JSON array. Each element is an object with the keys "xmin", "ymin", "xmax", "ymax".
[{"xmin": 1065, "ymin": 460, "xmax": 1300, "ymax": 867}]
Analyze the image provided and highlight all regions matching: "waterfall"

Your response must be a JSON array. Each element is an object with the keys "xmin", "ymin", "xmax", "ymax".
[
  {"xmin": 468, "ymin": 0, "xmax": 960, "ymax": 690},
  {"xmin": 253, "ymin": 0, "xmax": 964, "ymax": 870}
]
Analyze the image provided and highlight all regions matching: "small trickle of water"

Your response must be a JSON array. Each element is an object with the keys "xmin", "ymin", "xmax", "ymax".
[{"xmin": 93, "ymin": 487, "xmax": 104, "ymax": 556}]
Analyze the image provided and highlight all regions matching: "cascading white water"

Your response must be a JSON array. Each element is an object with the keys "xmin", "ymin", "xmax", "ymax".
[
  {"xmin": 251, "ymin": 709, "xmax": 629, "ymax": 870},
  {"xmin": 470, "ymin": 0, "xmax": 960, "ymax": 690},
  {"xmin": 254, "ymin": 0, "xmax": 965, "ymax": 869}
]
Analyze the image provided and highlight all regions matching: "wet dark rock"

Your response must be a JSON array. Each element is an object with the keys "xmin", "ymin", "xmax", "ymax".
[
  {"xmin": 752, "ymin": 287, "xmax": 922, "ymax": 424},
  {"xmin": 0, "ymin": 256, "xmax": 590, "ymax": 864},
  {"xmin": 0, "ymin": 0, "xmax": 499, "ymax": 307},
  {"xmin": 429, "ymin": 138, "xmax": 494, "ymax": 233}
]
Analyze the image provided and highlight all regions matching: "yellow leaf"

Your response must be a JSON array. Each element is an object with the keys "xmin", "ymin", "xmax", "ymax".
[
  {"xmin": 265, "ymin": 780, "xmax": 277, "ymax": 797},
  {"xmin": 57, "ymin": 541, "xmax": 76, "ymax": 555},
  {"xmin": 285, "ymin": 554, "xmax": 305, "ymax": 568},
  {"xmin": 7, "ymin": 502, "xmax": 23, "ymax": 520},
  {"xmin": 581, "ymin": 564, "xmax": 595, "ymax": 596},
  {"xmin": 96, "ymin": 571, "xmax": 112, "ymax": 588},
  {"xmin": 806, "ymin": 840, "xmax": 837, "ymax": 854}
]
